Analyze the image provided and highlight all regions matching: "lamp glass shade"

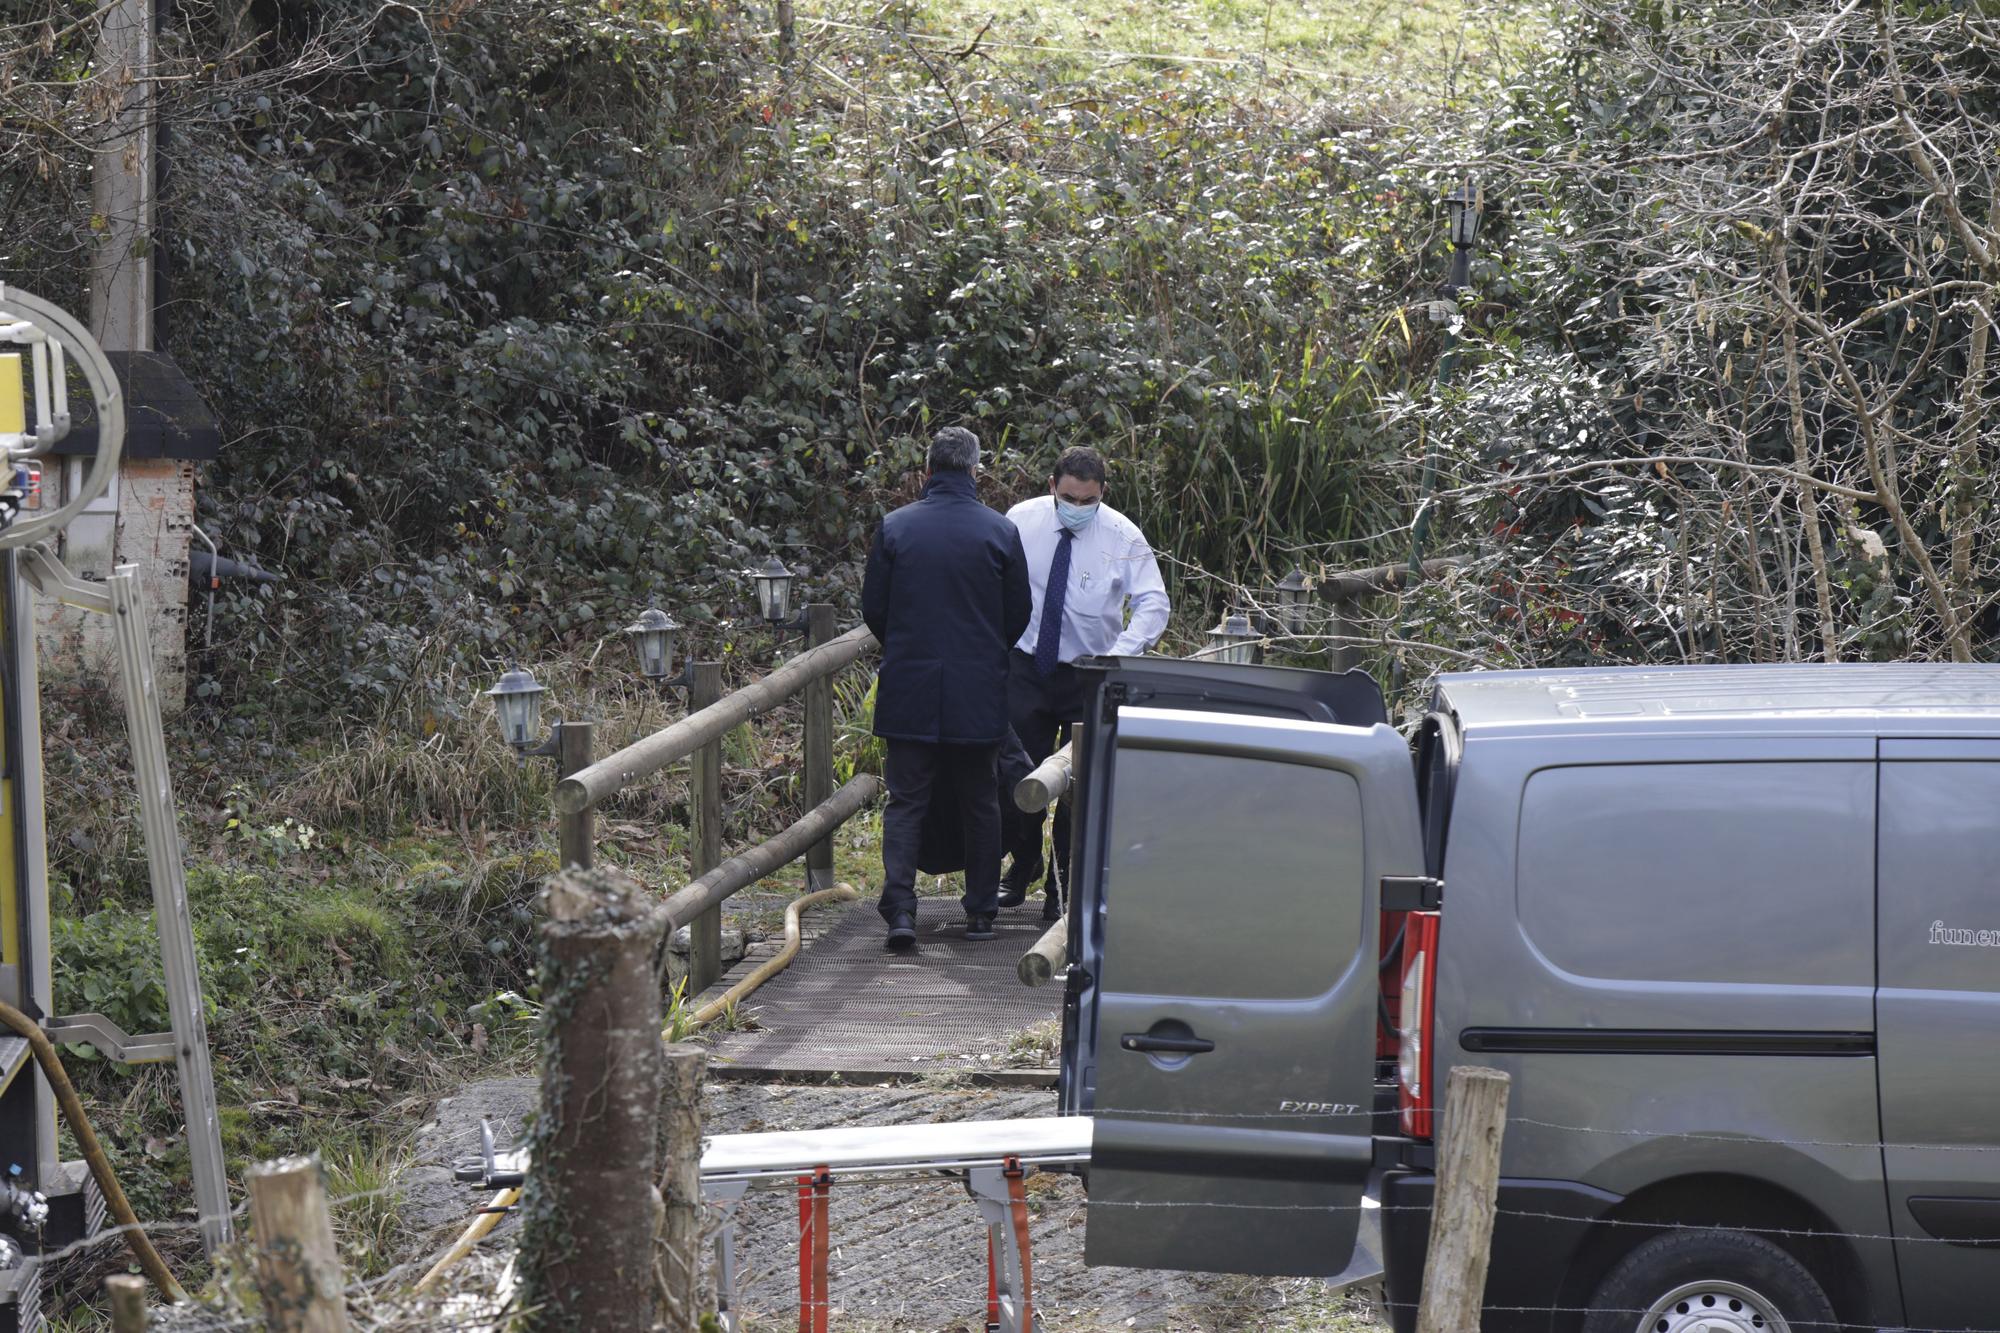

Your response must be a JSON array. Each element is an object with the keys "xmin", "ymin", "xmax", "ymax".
[
  {"xmin": 1205, "ymin": 612, "xmax": 1258, "ymax": 666},
  {"xmin": 1446, "ymin": 178, "xmax": 1481, "ymax": 247},
  {"xmin": 625, "ymin": 608, "xmax": 679, "ymax": 680},
  {"xmin": 753, "ymin": 555, "xmax": 794, "ymax": 623},
  {"xmin": 1272, "ymin": 568, "xmax": 1309, "ymax": 635},
  {"xmin": 485, "ymin": 667, "xmax": 546, "ymax": 750}
]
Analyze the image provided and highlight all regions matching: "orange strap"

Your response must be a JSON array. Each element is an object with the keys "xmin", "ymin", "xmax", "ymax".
[{"xmin": 1004, "ymin": 1156, "xmax": 1034, "ymax": 1331}]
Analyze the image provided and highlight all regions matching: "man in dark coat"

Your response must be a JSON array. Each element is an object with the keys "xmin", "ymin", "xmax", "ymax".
[{"xmin": 861, "ymin": 426, "xmax": 1033, "ymax": 950}]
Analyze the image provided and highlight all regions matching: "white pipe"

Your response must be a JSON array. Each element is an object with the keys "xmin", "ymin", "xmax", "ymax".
[
  {"xmin": 49, "ymin": 342, "xmax": 68, "ymax": 434},
  {"xmin": 29, "ymin": 343, "xmax": 50, "ymax": 448}
]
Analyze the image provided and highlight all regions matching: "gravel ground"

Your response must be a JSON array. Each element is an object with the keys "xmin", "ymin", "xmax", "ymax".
[{"xmin": 407, "ymin": 1077, "xmax": 1384, "ymax": 1332}]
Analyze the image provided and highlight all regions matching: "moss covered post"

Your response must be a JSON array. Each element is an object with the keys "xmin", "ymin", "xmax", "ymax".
[{"xmin": 519, "ymin": 866, "xmax": 669, "ymax": 1332}]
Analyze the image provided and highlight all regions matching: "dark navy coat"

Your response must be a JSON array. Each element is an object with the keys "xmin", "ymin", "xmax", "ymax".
[{"xmin": 861, "ymin": 470, "xmax": 1032, "ymax": 744}]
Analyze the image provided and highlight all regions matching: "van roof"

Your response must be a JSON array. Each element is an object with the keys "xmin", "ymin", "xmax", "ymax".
[{"xmin": 1433, "ymin": 663, "xmax": 2000, "ymax": 731}]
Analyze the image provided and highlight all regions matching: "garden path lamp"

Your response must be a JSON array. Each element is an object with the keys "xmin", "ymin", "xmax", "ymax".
[
  {"xmin": 486, "ymin": 664, "xmax": 550, "ymax": 754},
  {"xmin": 752, "ymin": 554, "xmax": 811, "ymax": 639},
  {"xmin": 1443, "ymin": 176, "xmax": 1481, "ymax": 296},
  {"xmin": 625, "ymin": 607, "xmax": 695, "ymax": 691},
  {"xmin": 1271, "ymin": 567, "xmax": 1310, "ymax": 637},
  {"xmin": 1203, "ymin": 611, "xmax": 1259, "ymax": 665}
]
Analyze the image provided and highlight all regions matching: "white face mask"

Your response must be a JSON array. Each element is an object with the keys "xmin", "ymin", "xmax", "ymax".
[{"xmin": 1055, "ymin": 499, "xmax": 1100, "ymax": 533}]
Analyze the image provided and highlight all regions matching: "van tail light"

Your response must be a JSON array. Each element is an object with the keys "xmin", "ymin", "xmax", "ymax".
[{"xmin": 1398, "ymin": 912, "xmax": 1440, "ymax": 1139}]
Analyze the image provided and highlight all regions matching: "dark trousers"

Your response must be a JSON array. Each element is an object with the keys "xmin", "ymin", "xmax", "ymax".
[
  {"xmin": 880, "ymin": 739, "xmax": 1001, "ymax": 923},
  {"xmin": 1006, "ymin": 650, "xmax": 1087, "ymax": 893}
]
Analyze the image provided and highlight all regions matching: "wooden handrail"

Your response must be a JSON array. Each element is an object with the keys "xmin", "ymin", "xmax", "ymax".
[
  {"xmin": 1314, "ymin": 557, "xmax": 1465, "ymax": 601},
  {"xmin": 554, "ymin": 625, "xmax": 876, "ymax": 814},
  {"xmin": 660, "ymin": 776, "xmax": 883, "ymax": 929}
]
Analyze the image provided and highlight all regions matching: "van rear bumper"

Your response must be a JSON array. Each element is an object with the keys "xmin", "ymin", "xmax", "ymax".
[{"xmin": 1380, "ymin": 1169, "xmax": 1623, "ymax": 1333}]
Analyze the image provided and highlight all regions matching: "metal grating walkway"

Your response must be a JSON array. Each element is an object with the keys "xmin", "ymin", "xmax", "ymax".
[{"xmin": 700, "ymin": 898, "xmax": 1061, "ymax": 1080}]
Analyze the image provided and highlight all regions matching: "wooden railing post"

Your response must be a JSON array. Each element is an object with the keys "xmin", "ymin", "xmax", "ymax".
[
  {"xmin": 105, "ymin": 1274, "xmax": 147, "ymax": 1333},
  {"xmin": 521, "ymin": 866, "xmax": 667, "ymax": 1333},
  {"xmin": 246, "ymin": 1154, "xmax": 349, "ymax": 1333},
  {"xmin": 689, "ymin": 662, "xmax": 726, "ymax": 992},
  {"xmin": 1329, "ymin": 595, "xmax": 1358, "ymax": 672},
  {"xmin": 557, "ymin": 720, "xmax": 596, "ymax": 869},
  {"xmin": 658, "ymin": 1042, "xmax": 708, "ymax": 1329},
  {"xmin": 1415, "ymin": 1066, "xmax": 1512, "ymax": 1333},
  {"xmin": 802, "ymin": 604, "xmax": 837, "ymax": 893}
]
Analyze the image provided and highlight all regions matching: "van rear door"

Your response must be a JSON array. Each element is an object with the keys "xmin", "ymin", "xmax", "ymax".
[
  {"xmin": 1876, "ymin": 739, "xmax": 2000, "ymax": 1327},
  {"xmin": 1062, "ymin": 658, "xmax": 1423, "ymax": 1277}
]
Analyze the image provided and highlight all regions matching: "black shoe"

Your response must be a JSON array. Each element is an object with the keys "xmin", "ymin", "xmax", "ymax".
[
  {"xmin": 886, "ymin": 915, "xmax": 917, "ymax": 952},
  {"xmin": 1042, "ymin": 894, "xmax": 1062, "ymax": 922},
  {"xmin": 998, "ymin": 853, "xmax": 1044, "ymax": 908},
  {"xmin": 965, "ymin": 914, "xmax": 997, "ymax": 942}
]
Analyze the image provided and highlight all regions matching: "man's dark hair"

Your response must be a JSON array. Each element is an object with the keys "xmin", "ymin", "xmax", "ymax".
[
  {"xmin": 929, "ymin": 426, "xmax": 980, "ymax": 473},
  {"xmin": 1052, "ymin": 446, "xmax": 1107, "ymax": 486}
]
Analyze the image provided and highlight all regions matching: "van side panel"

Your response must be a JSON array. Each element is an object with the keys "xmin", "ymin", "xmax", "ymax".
[
  {"xmin": 1432, "ymin": 735, "xmax": 1902, "ymax": 1328},
  {"xmin": 1876, "ymin": 748, "xmax": 2000, "ymax": 1328}
]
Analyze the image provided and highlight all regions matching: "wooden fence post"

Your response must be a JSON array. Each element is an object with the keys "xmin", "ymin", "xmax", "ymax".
[
  {"xmin": 657, "ymin": 1042, "xmax": 708, "ymax": 1329},
  {"xmin": 1415, "ymin": 1066, "xmax": 1512, "ymax": 1333},
  {"xmin": 802, "ymin": 604, "xmax": 837, "ymax": 893},
  {"xmin": 520, "ymin": 865, "xmax": 668, "ymax": 1333},
  {"xmin": 689, "ymin": 662, "xmax": 726, "ymax": 991},
  {"xmin": 557, "ymin": 720, "xmax": 596, "ymax": 870},
  {"xmin": 245, "ymin": 1154, "xmax": 349, "ymax": 1333},
  {"xmin": 105, "ymin": 1274, "xmax": 147, "ymax": 1333},
  {"xmin": 1329, "ymin": 594, "xmax": 1359, "ymax": 672}
]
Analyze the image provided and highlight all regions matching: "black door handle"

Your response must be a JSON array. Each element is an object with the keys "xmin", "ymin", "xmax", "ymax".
[{"xmin": 1121, "ymin": 1033, "xmax": 1215, "ymax": 1054}]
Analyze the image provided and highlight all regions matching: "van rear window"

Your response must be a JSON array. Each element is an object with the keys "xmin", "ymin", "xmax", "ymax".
[{"xmin": 1516, "ymin": 762, "xmax": 1874, "ymax": 987}]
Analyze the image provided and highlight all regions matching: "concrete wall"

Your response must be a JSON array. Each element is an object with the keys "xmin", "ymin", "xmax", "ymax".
[{"xmin": 34, "ymin": 460, "xmax": 193, "ymax": 714}]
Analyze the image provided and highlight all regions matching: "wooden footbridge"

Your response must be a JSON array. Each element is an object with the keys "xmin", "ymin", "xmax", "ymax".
[{"xmin": 544, "ymin": 604, "xmax": 1067, "ymax": 1082}]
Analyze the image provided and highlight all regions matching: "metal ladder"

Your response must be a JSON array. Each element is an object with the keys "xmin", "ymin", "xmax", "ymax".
[{"xmin": 20, "ymin": 547, "xmax": 230, "ymax": 1253}]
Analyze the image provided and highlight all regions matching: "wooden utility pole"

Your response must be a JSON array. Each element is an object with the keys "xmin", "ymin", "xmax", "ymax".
[
  {"xmin": 246, "ymin": 1154, "xmax": 350, "ymax": 1333},
  {"xmin": 520, "ymin": 866, "xmax": 668, "ymax": 1333},
  {"xmin": 657, "ymin": 1043, "xmax": 708, "ymax": 1328},
  {"xmin": 1415, "ymin": 1066, "xmax": 1512, "ymax": 1333}
]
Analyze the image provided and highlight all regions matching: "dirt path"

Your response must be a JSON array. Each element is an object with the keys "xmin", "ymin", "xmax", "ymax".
[{"xmin": 409, "ymin": 1077, "xmax": 1383, "ymax": 1332}]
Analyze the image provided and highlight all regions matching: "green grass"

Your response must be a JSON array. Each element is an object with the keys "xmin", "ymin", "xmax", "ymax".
[{"xmin": 803, "ymin": 0, "xmax": 1495, "ymax": 90}]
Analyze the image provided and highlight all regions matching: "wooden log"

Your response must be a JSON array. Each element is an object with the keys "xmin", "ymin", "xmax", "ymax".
[
  {"xmin": 1014, "ymin": 743, "xmax": 1072, "ymax": 813},
  {"xmin": 657, "ymin": 1043, "xmax": 708, "ymax": 1330},
  {"xmin": 1415, "ymin": 1066, "xmax": 1512, "ymax": 1333},
  {"xmin": 520, "ymin": 866, "xmax": 668, "ymax": 1333},
  {"xmin": 245, "ymin": 1154, "xmax": 349, "ymax": 1333},
  {"xmin": 661, "ymin": 775, "xmax": 883, "ymax": 931},
  {"xmin": 556, "ymin": 626, "xmax": 875, "ymax": 814},
  {"xmin": 803, "ymin": 604, "xmax": 838, "ymax": 892},
  {"xmin": 688, "ymin": 662, "xmax": 726, "ymax": 992},
  {"xmin": 1313, "ymin": 557, "xmax": 1465, "ymax": 602},
  {"xmin": 105, "ymin": 1274, "xmax": 147, "ymax": 1333},
  {"xmin": 1017, "ymin": 914, "xmax": 1069, "ymax": 987}
]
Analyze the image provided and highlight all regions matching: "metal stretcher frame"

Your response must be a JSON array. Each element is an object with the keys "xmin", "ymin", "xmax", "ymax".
[
  {"xmin": 473, "ymin": 1113, "xmax": 1093, "ymax": 1331},
  {"xmin": 701, "ymin": 1116, "xmax": 1093, "ymax": 1333}
]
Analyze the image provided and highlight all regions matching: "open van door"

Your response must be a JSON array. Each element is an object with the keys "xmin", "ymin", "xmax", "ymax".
[{"xmin": 1062, "ymin": 657, "xmax": 1424, "ymax": 1277}]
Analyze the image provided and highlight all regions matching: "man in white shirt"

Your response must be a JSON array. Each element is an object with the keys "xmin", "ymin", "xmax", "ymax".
[{"xmin": 1002, "ymin": 447, "xmax": 1170, "ymax": 916}]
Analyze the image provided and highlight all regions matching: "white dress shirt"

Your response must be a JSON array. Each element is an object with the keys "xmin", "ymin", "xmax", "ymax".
[{"xmin": 1006, "ymin": 495, "xmax": 1170, "ymax": 662}]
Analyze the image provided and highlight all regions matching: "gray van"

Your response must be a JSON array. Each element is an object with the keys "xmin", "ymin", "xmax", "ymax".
[{"xmin": 1058, "ymin": 658, "xmax": 2000, "ymax": 1333}]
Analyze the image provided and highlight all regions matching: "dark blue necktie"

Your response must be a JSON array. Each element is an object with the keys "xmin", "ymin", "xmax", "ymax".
[{"xmin": 1034, "ymin": 530, "xmax": 1074, "ymax": 677}]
